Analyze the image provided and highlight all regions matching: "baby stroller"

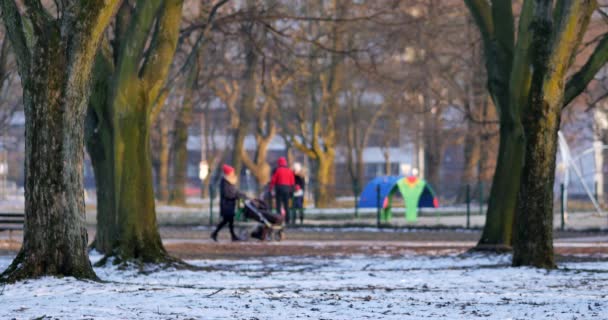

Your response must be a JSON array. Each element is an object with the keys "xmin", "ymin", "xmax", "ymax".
[{"xmin": 243, "ymin": 198, "xmax": 285, "ymax": 241}]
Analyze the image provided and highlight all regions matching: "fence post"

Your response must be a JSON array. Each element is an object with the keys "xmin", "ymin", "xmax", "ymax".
[
  {"xmin": 354, "ymin": 182, "xmax": 359, "ymax": 219},
  {"xmin": 290, "ymin": 194, "xmax": 295, "ymax": 226},
  {"xmin": 466, "ymin": 184, "xmax": 470, "ymax": 229},
  {"xmin": 376, "ymin": 184, "xmax": 381, "ymax": 228},
  {"xmin": 560, "ymin": 183, "xmax": 565, "ymax": 231},
  {"xmin": 478, "ymin": 182, "xmax": 483, "ymax": 216}
]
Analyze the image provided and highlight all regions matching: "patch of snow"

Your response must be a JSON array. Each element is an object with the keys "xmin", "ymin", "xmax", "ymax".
[{"xmin": 0, "ymin": 254, "xmax": 606, "ymax": 319}]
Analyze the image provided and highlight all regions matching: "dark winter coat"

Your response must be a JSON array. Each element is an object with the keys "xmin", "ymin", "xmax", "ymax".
[
  {"xmin": 294, "ymin": 175, "xmax": 305, "ymax": 193},
  {"xmin": 220, "ymin": 178, "xmax": 246, "ymax": 218}
]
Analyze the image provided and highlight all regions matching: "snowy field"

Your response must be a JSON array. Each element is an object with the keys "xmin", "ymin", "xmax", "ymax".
[{"xmin": 0, "ymin": 253, "xmax": 607, "ymax": 319}]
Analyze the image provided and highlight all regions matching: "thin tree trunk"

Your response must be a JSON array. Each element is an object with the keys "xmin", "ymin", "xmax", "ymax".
[
  {"xmin": 169, "ymin": 115, "xmax": 189, "ymax": 205},
  {"xmin": 314, "ymin": 152, "xmax": 335, "ymax": 207},
  {"xmin": 231, "ymin": 127, "xmax": 247, "ymax": 185},
  {"xmin": 86, "ymin": 117, "xmax": 115, "ymax": 254},
  {"xmin": 159, "ymin": 120, "xmax": 170, "ymax": 202},
  {"xmin": 354, "ymin": 149, "xmax": 364, "ymax": 197},
  {"xmin": 458, "ymin": 127, "xmax": 480, "ymax": 202},
  {"xmin": 169, "ymin": 53, "xmax": 199, "ymax": 205},
  {"xmin": 86, "ymin": 50, "xmax": 116, "ymax": 254}
]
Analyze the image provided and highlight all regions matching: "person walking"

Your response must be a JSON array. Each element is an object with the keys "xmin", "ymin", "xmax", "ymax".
[
  {"xmin": 293, "ymin": 162, "xmax": 306, "ymax": 224},
  {"xmin": 269, "ymin": 157, "xmax": 295, "ymax": 223},
  {"xmin": 211, "ymin": 164, "xmax": 247, "ymax": 242}
]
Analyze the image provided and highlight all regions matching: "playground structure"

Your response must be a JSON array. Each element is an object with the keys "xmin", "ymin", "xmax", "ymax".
[
  {"xmin": 557, "ymin": 131, "xmax": 605, "ymax": 219},
  {"xmin": 358, "ymin": 176, "xmax": 439, "ymax": 222}
]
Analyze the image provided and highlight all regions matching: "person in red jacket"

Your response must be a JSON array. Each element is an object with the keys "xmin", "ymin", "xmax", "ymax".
[{"xmin": 269, "ymin": 157, "xmax": 295, "ymax": 223}]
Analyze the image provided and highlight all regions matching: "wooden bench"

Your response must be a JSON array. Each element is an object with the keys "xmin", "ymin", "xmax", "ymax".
[{"xmin": 0, "ymin": 213, "xmax": 24, "ymax": 239}]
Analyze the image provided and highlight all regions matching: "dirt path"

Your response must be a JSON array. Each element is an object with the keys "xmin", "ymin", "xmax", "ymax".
[{"xmin": 2, "ymin": 226, "xmax": 607, "ymax": 260}]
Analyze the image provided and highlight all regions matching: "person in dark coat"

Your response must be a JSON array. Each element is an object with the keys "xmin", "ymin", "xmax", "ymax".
[
  {"xmin": 211, "ymin": 164, "xmax": 247, "ymax": 242},
  {"xmin": 269, "ymin": 157, "xmax": 295, "ymax": 223}
]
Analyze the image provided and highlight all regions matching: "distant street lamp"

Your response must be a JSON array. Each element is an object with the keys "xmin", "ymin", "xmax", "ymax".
[{"xmin": 199, "ymin": 161, "xmax": 209, "ymax": 181}]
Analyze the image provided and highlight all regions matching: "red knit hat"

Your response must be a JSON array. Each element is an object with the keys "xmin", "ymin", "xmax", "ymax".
[
  {"xmin": 277, "ymin": 157, "xmax": 287, "ymax": 167},
  {"xmin": 223, "ymin": 164, "xmax": 234, "ymax": 175}
]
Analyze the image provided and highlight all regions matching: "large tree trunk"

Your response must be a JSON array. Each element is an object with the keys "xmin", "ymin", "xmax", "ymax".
[
  {"xmin": 0, "ymin": 0, "xmax": 121, "ymax": 282},
  {"xmin": 113, "ymin": 109, "xmax": 167, "ymax": 262},
  {"xmin": 88, "ymin": 0, "xmax": 185, "ymax": 266},
  {"xmin": 512, "ymin": 0, "xmax": 594, "ymax": 268},
  {"xmin": 476, "ymin": 122, "xmax": 525, "ymax": 249},
  {"xmin": 513, "ymin": 103, "xmax": 560, "ymax": 268},
  {"xmin": 3, "ymin": 45, "xmax": 96, "ymax": 282}
]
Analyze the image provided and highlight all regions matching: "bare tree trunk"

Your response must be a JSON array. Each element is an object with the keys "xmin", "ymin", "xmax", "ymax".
[
  {"xmin": 458, "ymin": 127, "xmax": 480, "ymax": 202},
  {"xmin": 513, "ymin": 105, "xmax": 560, "ymax": 268},
  {"xmin": 512, "ymin": 0, "xmax": 595, "ymax": 268},
  {"xmin": 0, "ymin": 0, "xmax": 120, "ymax": 282},
  {"xmin": 5, "ymin": 46, "xmax": 96, "ymax": 281},
  {"xmin": 231, "ymin": 127, "xmax": 247, "ymax": 184},
  {"xmin": 159, "ymin": 120, "xmax": 170, "ymax": 202},
  {"xmin": 87, "ymin": 0, "xmax": 185, "ymax": 265},
  {"xmin": 314, "ymin": 152, "xmax": 335, "ymax": 207},
  {"xmin": 169, "ymin": 53, "xmax": 199, "ymax": 205},
  {"xmin": 114, "ymin": 112, "xmax": 168, "ymax": 262},
  {"xmin": 477, "ymin": 121, "xmax": 524, "ymax": 249},
  {"xmin": 86, "ymin": 50, "xmax": 116, "ymax": 254}
]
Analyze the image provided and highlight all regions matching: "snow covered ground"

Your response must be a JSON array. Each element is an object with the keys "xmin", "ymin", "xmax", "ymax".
[{"xmin": 0, "ymin": 253, "xmax": 607, "ymax": 319}]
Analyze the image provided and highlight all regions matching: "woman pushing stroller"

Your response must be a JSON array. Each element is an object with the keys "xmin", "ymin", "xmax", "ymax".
[{"xmin": 211, "ymin": 164, "xmax": 247, "ymax": 242}]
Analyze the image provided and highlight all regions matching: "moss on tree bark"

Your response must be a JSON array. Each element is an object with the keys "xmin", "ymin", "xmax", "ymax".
[
  {"xmin": 0, "ymin": 0, "xmax": 120, "ymax": 282},
  {"xmin": 86, "ymin": 0, "xmax": 186, "ymax": 267}
]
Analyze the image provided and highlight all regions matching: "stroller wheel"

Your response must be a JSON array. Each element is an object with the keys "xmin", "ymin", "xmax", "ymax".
[{"xmin": 274, "ymin": 230, "xmax": 283, "ymax": 241}]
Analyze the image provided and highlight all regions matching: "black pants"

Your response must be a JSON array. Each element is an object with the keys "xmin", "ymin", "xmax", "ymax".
[
  {"xmin": 294, "ymin": 196, "xmax": 304, "ymax": 223},
  {"xmin": 275, "ymin": 185, "xmax": 291, "ymax": 223},
  {"xmin": 213, "ymin": 215, "xmax": 237, "ymax": 239}
]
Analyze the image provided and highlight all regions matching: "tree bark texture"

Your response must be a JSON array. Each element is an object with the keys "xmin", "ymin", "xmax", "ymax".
[
  {"xmin": 477, "ymin": 122, "xmax": 524, "ymax": 249},
  {"xmin": 86, "ymin": 0, "xmax": 184, "ymax": 264},
  {"xmin": 168, "ymin": 79, "xmax": 195, "ymax": 205},
  {"xmin": 314, "ymin": 152, "xmax": 336, "ymax": 207},
  {"xmin": 0, "ymin": 0, "xmax": 121, "ymax": 282},
  {"xmin": 159, "ymin": 120, "xmax": 171, "ymax": 202},
  {"xmin": 513, "ymin": 0, "xmax": 596, "ymax": 268},
  {"xmin": 86, "ymin": 47, "xmax": 117, "ymax": 254}
]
